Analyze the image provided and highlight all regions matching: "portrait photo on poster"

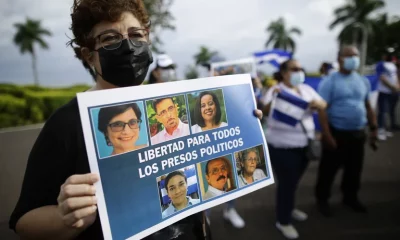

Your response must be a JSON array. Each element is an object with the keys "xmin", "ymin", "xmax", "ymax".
[
  {"xmin": 196, "ymin": 154, "xmax": 238, "ymax": 201},
  {"xmin": 90, "ymin": 101, "xmax": 149, "ymax": 159},
  {"xmin": 187, "ymin": 88, "xmax": 228, "ymax": 134},
  {"xmin": 156, "ymin": 165, "xmax": 201, "ymax": 219},
  {"xmin": 234, "ymin": 145, "xmax": 269, "ymax": 188},
  {"xmin": 146, "ymin": 94, "xmax": 190, "ymax": 146}
]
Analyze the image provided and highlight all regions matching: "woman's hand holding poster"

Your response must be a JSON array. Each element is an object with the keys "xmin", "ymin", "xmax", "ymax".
[{"xmin": 77, "ymin": 74, "xmax": 274, "ymax": 240}]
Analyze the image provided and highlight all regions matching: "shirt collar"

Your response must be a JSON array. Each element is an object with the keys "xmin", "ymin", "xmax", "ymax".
[
  {"xmin": 162, "ymin": 119, "xmax": 184, "ymax": 137},
  {"xmin": 207, "ymin": 185, "xmax": 226, "ymax": 195},
  {"xmin": 170, "ymin": 196, "xmax": 195, "ymax": 213}
]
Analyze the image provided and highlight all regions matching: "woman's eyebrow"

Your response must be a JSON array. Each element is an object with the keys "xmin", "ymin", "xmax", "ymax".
[{"xmin": 95, "ymin": 28, "xmax": 119, "ymax": 37}]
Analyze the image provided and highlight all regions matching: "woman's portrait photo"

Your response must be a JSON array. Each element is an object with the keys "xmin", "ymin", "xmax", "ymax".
[
  {"xmin": 187, "ymin": 89, "xmax": 228, "ymax": 134},
  {"xmin": 235, "ymin": 145, "xmax": 268, "ymax": 188},
  {"xmin": 156, "ymin": 165, "xmax": 200, "ymax": 219},
  {"xmin": 91, "ymin": 101, "xmax": 149, "ymax": 158}
]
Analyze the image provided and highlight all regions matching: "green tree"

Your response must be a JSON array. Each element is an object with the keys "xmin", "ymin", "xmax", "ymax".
[
  {"xmin": 184, "ymin": 65, "xmax": 199, "ymax": 79},
  {"xmin": 13, "ymin": 18, "xmax": 52, "ymax": 86},
  {"xmin": 144, "ymin": 0, "xmax": 176, "ymax": 53},
  {"xmin": 265, "ymin": 17, "xmax": 302, "ymax": 53},
  {"xmin": 194, "ymin": 46, "xmax": 218, "ymax": 66},
  {"xmin": 329, "ymin": 0, "xmax": 385, "ymax": 45},
  {"xmin": 367, "ymin": 14, "xmax": 400, "ymax": 63}
]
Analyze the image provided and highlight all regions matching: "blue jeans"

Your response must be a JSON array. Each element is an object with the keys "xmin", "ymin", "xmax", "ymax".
[
  {"xmin": 269, "ymin": 145, "xmax": 309, "ymax": 225},
  {"xmin": 378, "ymin": 92, "xmax": 399, "ymax": 129}
]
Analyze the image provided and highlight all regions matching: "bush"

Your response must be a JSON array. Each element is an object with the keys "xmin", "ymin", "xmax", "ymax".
[{"xmin": 0, "ymin": 84, "xmax": 91, "ymax": 129}]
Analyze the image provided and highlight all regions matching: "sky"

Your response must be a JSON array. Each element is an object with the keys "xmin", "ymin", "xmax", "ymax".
[{"xmin": 1, "ymin": 0, "xmax": 400, "ymax": 87}]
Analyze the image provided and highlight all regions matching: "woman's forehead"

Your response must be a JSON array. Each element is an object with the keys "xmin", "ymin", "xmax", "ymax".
[{"xmin": 92, "ymin": 11, "xmax": 142, "ymax": 36}]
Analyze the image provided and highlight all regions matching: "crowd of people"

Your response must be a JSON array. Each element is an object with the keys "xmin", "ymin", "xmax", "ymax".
[{"xmin": 8, "ymin": 0, "xmax": 399, "ymax": 240}]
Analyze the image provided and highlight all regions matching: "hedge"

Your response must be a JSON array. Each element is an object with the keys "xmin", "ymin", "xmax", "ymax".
[{"xmin": 0, "ymin": 84, "xmax": 91, "ymax": 129}]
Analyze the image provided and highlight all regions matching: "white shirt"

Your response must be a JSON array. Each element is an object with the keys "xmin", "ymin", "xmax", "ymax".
[
  {"xmin": 151, "ymin": 120, "xmax": 190, "ymax": 145},
  {"xmin": 203, "ymin": 185, "xmax": 225, "ymax": 200},
  {"xmin": 262, "ymin": 82, "xmax": 323, "ymax": 148},
  {"xmin": 191, "ymin": 122, "xmax": 228, "ymax": 134},
  {"xmin": 377, "ymin": 61, "xmax": 399, "ymax": 93},
  {"xmin": 238, "ymin": 169, "xmax": 267, "ymax": 188}
]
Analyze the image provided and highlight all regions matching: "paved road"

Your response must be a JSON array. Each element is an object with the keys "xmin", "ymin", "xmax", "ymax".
[
  {"xmin": 1, "ymin": 127, "xmax": 399, "ymax": 240},
  {"xmin": 208, "ymin": 133, "xmax": 400, "ymax": 240}
]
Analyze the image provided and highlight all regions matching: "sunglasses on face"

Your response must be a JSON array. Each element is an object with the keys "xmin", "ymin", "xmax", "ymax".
[
  {"xmin": 108, "ymin": 119, "xmax": 141, "ymax": 132},
  {"xmin": 289, "ymin": 67, "xmax": 304, "ymax": 72}
]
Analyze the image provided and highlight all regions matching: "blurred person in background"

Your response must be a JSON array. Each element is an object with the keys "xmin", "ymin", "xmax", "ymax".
[
  {"xmin": 262, "ymin": 59, "xmax": 327, "ymax": 239},
  {"xmin": 316, "ymin": 45, "xmax": 378, "ymax": 218},
  {"xmin": 200, "ymin": 63, "xmax": 247, "ymax": 230},
  {"xmin": 375, "ymin": 50, "xmax": 400, "ymax": 140},
  {"xmin": 252, "ymin": 75, "xmax": 264, "ymax": 110},
  {"xmin": 8, "ymin": 1, "xmax": 212, "ymax": 239},
  {"xmin": 149, "ymin": 53, "xmax": 177, "ymax": 84},
  {"xmin": 319, "ymin": 62, "xmax": 334, "ymax": 77}
]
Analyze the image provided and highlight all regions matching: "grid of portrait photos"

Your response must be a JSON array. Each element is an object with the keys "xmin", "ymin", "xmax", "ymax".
[{"xmin": 89, "ymin": 88, "xmax": 270, "ymax": 219}]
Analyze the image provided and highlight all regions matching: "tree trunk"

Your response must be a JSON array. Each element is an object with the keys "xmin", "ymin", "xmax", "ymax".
[{"xmin": 32, "ymin": 51, "xmax": 39, "ymax": 86}]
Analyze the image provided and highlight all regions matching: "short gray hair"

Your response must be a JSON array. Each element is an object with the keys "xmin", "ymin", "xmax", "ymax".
[{"xmin": 240, "ymin": 147, "xmax": 260, "ymax": 163}]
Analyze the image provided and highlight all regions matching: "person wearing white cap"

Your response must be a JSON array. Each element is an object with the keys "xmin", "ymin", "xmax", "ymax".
[{"xmin": 149, "ymin": 53, "xmax": 177, "ymax": 84}]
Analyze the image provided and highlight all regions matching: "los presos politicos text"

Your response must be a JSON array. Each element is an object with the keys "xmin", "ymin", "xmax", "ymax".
[{"xmin": 138, "ymin": 127, "xmax": 243, "ymax": 178}]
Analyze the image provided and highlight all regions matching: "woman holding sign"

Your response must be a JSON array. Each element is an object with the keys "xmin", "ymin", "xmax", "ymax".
[
  {"xmin": 8, "ymin": 0, "xmax": 208, "ymax": 239},
  {"xmin": 262, "ymin": 59, "xmax": 326, "ymax": 239},
  {"xmin": 9, "ymin": 0, "xmax": 263, "ymax": 239}
]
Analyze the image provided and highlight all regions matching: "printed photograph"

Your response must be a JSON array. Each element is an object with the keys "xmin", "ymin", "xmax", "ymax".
[
  {"xmin": 187, "ymin": 89, "xmax": 228, "ymax": 134},
  {"xmin": 196, "ymin": 155, "xmax": 238, "ymax": 201},
  {"xmin": 156, "ymin": 165, "xmax": 200, "ymax": 219},
  {"xmin": 146, "ymin": 95, "xmax": 190, "ymax": 145},
  {"xmin": 90, "ymin": 101, "xmax": 149, "ymax": 159},
  {"xmin": 234, "ymin": 145, "xmax": 268, "ymax": 188}
]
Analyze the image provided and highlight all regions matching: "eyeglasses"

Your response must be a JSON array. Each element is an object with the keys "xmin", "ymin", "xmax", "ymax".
[
  {"xmin": 94, "ymin": 28, "xmax": 149, "ymax": 50},
  {"xmin": 245, "ymin": 158, "xmax": 259, "ymax": 163},
  {"xmin": 108, "ymin": 119, "xmax": 141, "ymax": 132},
  {"xmin": 289, "ymin": 67, "xmax": 304, "ymax": 72},
  {"xmin": 157, "ymin": 106, "xmax": 175, "ymax": 117},
  {"xmin": 209, "ymin": 166, "xmax": 227, "ymax": 175}
]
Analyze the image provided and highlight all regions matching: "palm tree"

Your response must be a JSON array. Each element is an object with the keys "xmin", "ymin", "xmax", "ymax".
[
  {"xmin": 329, "ymin": 0, "xmax": 385, "ymax": 45},
  {"xmin": 13, "ymin": 18, "xmax": 52, "ymax": 86},
  {"xmin": 184, "ymin": 65, "xmax": 199, "ymax": 79},
  {"xmin": 194, "ymin": 46, "xmax": 218, "ymax": 66},
  {"xmin": 265, "ymin": 17, "xmax": 302, "ymax": 53}
]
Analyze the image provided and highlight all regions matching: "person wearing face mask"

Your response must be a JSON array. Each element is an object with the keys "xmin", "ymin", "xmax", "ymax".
[
  {"xmin": 261, "ymin": 59, "xmax": 326, "ymax": 239},
  {"xmin": 8, "ymin": 1, "xmax": 213, "ymax": 239},
  {"xmin": 9, "ymin": 1, "xmax": 264, "ymax": 239},
  {"xmin": 315, "ymin": 45, "xmax": 378, "ymax": 219},
  {"xmin": 375, "ymin": 50, "xmax": 400, "ymax": 140}
]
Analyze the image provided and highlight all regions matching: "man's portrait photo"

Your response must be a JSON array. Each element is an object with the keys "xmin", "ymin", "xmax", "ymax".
[
  {"xmin": 197, "ymin": 155, "xmax": 238, "ymax": 201},
  {"xmin": 157, "ymin": 165, "xmax": 200, "ymax": 218},
  {"xmin": 90, "ymin": 101, "xmax": 149, "ymax": 158},
  {"xmin": 234, "ymin": 145, "xmax": 269, "ymax": 188},
  {"xmin": 146, "ymin": 95, "xmax": 190, "ymax": 145},
  {"xmin": 187, "ymin": 89, "xmax": 228, "ymax": 134}
]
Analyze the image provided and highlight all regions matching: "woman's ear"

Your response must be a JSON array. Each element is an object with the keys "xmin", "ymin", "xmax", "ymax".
[{"xmin": 81, "ymin": 47, "xmax": 94, "ymax": 66}]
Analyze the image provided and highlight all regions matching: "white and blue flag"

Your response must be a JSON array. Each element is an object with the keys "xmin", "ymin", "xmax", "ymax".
[
  {"xmin": 253, "ymin": 49, "xmax": 292, "ymax": 68},
  {"xmin": 271, "ymin": 90, "xmax": 309, "ymax": 127}
]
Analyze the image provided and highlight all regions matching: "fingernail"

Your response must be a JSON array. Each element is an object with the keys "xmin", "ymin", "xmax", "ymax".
[{"xmin": 91, "ymin": 174, "xmax": 99, "ymax": 182}]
